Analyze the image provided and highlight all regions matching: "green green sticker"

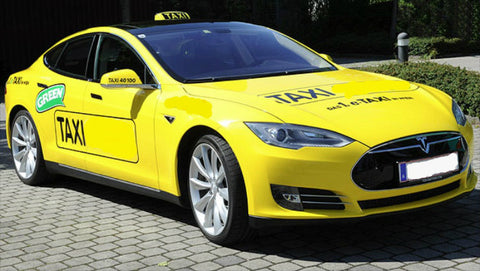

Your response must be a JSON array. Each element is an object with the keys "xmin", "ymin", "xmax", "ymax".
[{"xmin": 36, "ymin": 84, "xmax": 65, "ymax": 112}]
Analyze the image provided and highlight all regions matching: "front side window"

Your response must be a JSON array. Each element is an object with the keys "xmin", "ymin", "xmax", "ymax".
[
  {"xmin": 56, "ymin": 37, "xmax": 94, "ymax": 78},
  {"xmin": 96, "ymin": 36, "xmax": 154, "ymax": 84},
  {"xmin": 136, "ymin": 23, "xmax": 336, "ymax": 82}
]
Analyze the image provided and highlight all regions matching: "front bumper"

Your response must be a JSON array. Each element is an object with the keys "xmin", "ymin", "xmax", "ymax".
[
  {"xmin": 248, "ymin": 184, "xmax": 475, "ymax": 228},
  {"xmin": 231, "ymin": 126, "xmax": 477, "ymax": 222}
]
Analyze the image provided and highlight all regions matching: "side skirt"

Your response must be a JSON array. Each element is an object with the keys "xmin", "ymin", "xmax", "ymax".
[{"xmin": 45, "ymin": 161, "xmax": 185, "ymax": 207}]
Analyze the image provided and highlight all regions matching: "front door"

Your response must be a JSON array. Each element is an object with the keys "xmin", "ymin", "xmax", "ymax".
[{"xmin": 82, "ymin": 35, "xmax": 160, "ymax": 189}]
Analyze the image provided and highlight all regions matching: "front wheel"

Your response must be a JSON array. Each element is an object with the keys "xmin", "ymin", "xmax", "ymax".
[
  {"xmin": 11, "ymin": 110, "xmax": 49, "ymax": 185},
  {"xmin": 188, "ymin": 135, "xmax": 252, "ymax": 244}
]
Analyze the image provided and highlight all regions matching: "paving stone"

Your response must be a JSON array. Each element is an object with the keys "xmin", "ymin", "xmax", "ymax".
[
  {"xmin": 88, "ymin": 259, "xmax": 120, "ymax": 269},
  {"xmin": 13, "ymin": 260, "xmax": 44, "ymax": 270},
  {"xmin": 241, "ymin": 259, "xmax": 272, "ymax": 269},
  {"xmin": 138, "ymin": 255, "xmax": 169, "ymax": 266},
  {"xmin": 349, "ymin": 265, "xmax": 384, "ymax": 271},
  {"xmin": 115, "ymin": 261, "xmax": 146, "ymax": 271},
  {"xmin": 166, "ymin": 258, "xmax": 195, "ymax": 269},
  {"xmin": 90, "ymin": 251, "xmax": 118, "ymax": 260},
  {"xmin": 320, "ymin": 262, "xmax": 353, "ymax": 271},
  {"xmin": 188, "ymin": 252, "xmax": 219, "ymax": 263},
  {"xmin": 371, "ymin": 262, "xmax": 405, "ymax": 269},
  {"xmin": 41, "ymin": 253, "xmax": 71, "ymax": 264},
  {"xmin": 221, "ymin": 265, "xmax": 249, "ymax": 271},
  {"xmin": 425, "ymin": 260, "xmax": 456, "ymax": 269},
  {"xmin": 66, "ymin": 248, "xmax": 96, "ymax": 258},
  {"xmin": 302, "ymin": 266, "xmax": 327, "ymax": 271},
  {"xmin": 455, "ymin": 262, "xmax": 480, "ymax": 271},
  {"xmin": 0, "ymin": 257, "xmax": 22, "ymax": 267},
  {"xmin": 191, "ymin": 261, "xmax": 222, "ymax": 270},
  {"xmin": 163, "ymin": 249, "xmax": 193, "ymax": 259},
  {"xmin": 270, "ymin": 262, "xmax": 302, "ymax": 271},
  {"xmin": 114, "ymin": 252, "xmax": 144, "ymax": 263},
  {"xmin": 37, "ymin": 262, "xmax": 68, "ymax": 271},
  {"xmin": 214, "ymin": 255, "xmax": 245, "ymax": 266}
]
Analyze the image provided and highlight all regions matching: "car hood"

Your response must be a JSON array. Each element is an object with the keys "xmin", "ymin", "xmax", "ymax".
[{"xmin": 183, "ymin": 69, "xmax": 457, "ymax": 147}]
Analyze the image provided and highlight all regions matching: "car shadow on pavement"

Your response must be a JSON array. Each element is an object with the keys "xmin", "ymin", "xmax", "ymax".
[
  {"xmin": 236, "ymin": 189, "xmax": 480, "ymax": 262},
  {"xmin": 46, "ymin": 173, "xmax": 480, "ymax": 263},
  {"xmin": 47, "ymin": 175, "xmax": 197, "ymax": 227},
  {"xmin": 0, "ymin": 120, "xmax": 13, "ymax": 170}
]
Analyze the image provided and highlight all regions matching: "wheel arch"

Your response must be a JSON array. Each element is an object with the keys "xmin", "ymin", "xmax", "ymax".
[
  {"xmin": 7, "ymin": 105, "xmax": 28, "ymax": 147},
  {"xmin": 176, "ymin": 125, "xmax": 223, "ymax": 207}
]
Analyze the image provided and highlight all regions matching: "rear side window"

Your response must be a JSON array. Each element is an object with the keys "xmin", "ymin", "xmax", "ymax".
[
  {"xmin": 44, "ymin": 44, "xmax": 64, "ymax": 68},
  {"xmin": 55, "ymin": 37, "xmax": 94, "ymax": 78}
]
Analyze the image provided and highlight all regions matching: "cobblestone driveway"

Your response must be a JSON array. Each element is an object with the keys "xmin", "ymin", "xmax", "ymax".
[{"xmin": 1, "ymin": 119, "xmax": 479, "ymax": 271}]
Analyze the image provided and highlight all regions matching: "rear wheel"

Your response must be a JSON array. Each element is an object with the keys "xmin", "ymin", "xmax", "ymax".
[
  {"xmin": 188, "ymin": 134, "xmax": 252, "ymax": 244},
  {"xmin": 11, "ymin": 110, "xmax": 49, "ymax": 185}
]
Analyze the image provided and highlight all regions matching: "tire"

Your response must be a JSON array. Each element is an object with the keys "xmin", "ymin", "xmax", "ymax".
[
  {"xmin": 188, "ymin": 134, "xmax": 253, "ymax": 244},
  {"xmin": 10, "ymin": 110, "xmax": 49, "ymax": 185}
]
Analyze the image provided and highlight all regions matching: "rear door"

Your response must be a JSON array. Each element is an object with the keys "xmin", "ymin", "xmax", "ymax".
[{"xmin": 39, "ymin": 35, "xmax": 96, "ymax": 170}]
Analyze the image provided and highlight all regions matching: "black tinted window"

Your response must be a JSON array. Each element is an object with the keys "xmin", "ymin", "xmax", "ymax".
[
  {"xmin": 56, "ymin": 37, "xmax": 93, "ymax": 78},
  {"xmin": 96, "ymin": 36, "xmax": 154, "ymax": 84},
  {"xmin": 44, "ymin": 43, "xmax": 64, "ymax": 68}
]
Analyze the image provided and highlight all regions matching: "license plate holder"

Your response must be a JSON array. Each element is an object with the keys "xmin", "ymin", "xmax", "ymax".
[{"xmin": 399, "ymin": 152, "xmax": 459, "ymax": 183}]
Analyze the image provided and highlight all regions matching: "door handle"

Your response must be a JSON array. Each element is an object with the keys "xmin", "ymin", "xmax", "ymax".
[
  {"xmin": 90, "ymin": 93, "xmax": 102, "ymax": 100},
  {"xmin": 37, "ymin": 83, "xmax": 48, "ymax": 88}
]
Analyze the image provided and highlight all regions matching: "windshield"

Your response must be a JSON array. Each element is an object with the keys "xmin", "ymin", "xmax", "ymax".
[{"xmin": 133, "ymin": 23, "xmax": 336, "ymax": 82}]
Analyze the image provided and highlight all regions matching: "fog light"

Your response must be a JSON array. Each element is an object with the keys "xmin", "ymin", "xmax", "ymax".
[{"xmin": 271, "ymin": 184, "xmax": 303, "ymax": 211}]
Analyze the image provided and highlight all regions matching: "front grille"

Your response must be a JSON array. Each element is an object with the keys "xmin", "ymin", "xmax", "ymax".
[
  {"xmin": 298, "ymin": 188, "xmax": 346, "ymax": 210},
  {"xmin": 352, "ymin": 132, "xmax": 468, "ymax": 190},
  {"xmin": 358, "ymin": 180, "xmax": 460, "ymax": 209}
]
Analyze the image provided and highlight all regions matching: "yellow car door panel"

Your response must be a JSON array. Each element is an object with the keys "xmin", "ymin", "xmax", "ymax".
[{"xmin": 54, "ymin": 110, "xmax": 138, "ymax": 162}]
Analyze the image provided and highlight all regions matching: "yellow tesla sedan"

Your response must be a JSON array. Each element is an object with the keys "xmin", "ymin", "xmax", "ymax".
[{"xmin": 5, "ymin": 12, "xmax": 477, "ymax": 244}]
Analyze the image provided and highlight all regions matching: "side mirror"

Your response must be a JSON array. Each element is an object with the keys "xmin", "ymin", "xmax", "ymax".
[
  {"xmin": 319, "ymin": 54, "xmax": 334, "ymax": 63},
  {"xmin": 100, "ymin": 69, "xmax": 159, "ymax": 90}
]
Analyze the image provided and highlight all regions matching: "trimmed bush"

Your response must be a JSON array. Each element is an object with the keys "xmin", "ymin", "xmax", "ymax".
[
  {"xmin": 359, "ymin": 62, "xmax": 480, "ymax": 118},
  {"xmin": 408, "ymin": 37, "xmax": 480, "ymax": 59}
]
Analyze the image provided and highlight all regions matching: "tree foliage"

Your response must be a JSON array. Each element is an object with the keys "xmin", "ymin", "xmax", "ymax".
[{"xmin": 398, "ymin": 0, "xmax": 480, "ymax": 42}]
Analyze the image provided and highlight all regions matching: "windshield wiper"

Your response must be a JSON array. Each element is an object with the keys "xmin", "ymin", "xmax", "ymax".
[{"xmin": 183, "ymin": 67, "xmax": 335, "ymax": 83}]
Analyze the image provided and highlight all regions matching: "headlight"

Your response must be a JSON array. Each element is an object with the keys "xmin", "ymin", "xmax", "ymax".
[
  {"xmin": 245, "ymin": 122, "xmax": 354, "ymax": 149},
  {"xmin": 452, "ymin": 100, "xmax": 467, "ymax": 126}
]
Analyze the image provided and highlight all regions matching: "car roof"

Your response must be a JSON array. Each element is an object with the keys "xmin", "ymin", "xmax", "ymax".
[{"xmin": 113, "ymin": 20, "xmax": 261, "ymax": 35}]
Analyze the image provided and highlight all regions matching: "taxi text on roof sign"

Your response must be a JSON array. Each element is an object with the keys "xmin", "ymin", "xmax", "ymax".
[{"xmin": 155, "ymin": 11, "xmax": 190, "ymax": 21}]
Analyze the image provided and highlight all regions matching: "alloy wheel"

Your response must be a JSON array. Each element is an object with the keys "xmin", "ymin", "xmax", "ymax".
[
  {"xmin": 12, "ymin": 115, "xmax": 38, "ymax": 179},
  {"xmin": 189, "ymin": 143, "xmax": 230, "ymax": 236}
]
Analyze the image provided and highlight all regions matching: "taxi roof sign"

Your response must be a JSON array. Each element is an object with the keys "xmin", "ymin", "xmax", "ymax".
[{"xmin": 155, "ymin": 11, "xmax": 190, "ymax": 21}]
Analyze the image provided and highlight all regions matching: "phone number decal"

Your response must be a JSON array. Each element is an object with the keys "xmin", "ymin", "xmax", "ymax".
[{"xmin": 326, "ymin": 96, "xmax": 414, "ymax": 111}]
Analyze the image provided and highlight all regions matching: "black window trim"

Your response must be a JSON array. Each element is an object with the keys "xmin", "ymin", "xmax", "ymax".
[{"xmin": 43, "ymin": 34, "xmax": 97, "ymax": 81}]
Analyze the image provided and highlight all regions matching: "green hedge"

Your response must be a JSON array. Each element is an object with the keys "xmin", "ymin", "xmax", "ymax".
[
  {"xmin": 408, "ymin": 37, "xmax": 480, "ymax": 59},
  {"xmin": 359, "ymin": 62, "xmax": 480, "ymax": 118}
]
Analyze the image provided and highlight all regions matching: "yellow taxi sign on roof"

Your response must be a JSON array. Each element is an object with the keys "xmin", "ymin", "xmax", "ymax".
[{"xmin": 155, "ymin": 11, "xmax": 190, "ymax": 21}]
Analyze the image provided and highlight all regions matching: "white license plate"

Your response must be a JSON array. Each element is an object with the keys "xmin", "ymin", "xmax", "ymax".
[{"xmin": 399, "ymin": 152, "xmax": 459, "ymax": 183}]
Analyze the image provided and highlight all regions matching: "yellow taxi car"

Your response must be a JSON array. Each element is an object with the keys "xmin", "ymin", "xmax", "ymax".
[{"xmin": 5, "ymin": 12, "xmax": 477, "ymax": 244}]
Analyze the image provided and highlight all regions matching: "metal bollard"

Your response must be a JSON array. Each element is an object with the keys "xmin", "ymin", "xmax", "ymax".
[{"xmin": 397, "ymin": 32, "xmax": 409, "ymax": 63}]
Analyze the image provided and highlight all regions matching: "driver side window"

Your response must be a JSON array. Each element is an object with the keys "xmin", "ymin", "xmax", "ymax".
[{"xmin": 96, "ymin": 36, "xmax": 154, "ymax": 84}]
